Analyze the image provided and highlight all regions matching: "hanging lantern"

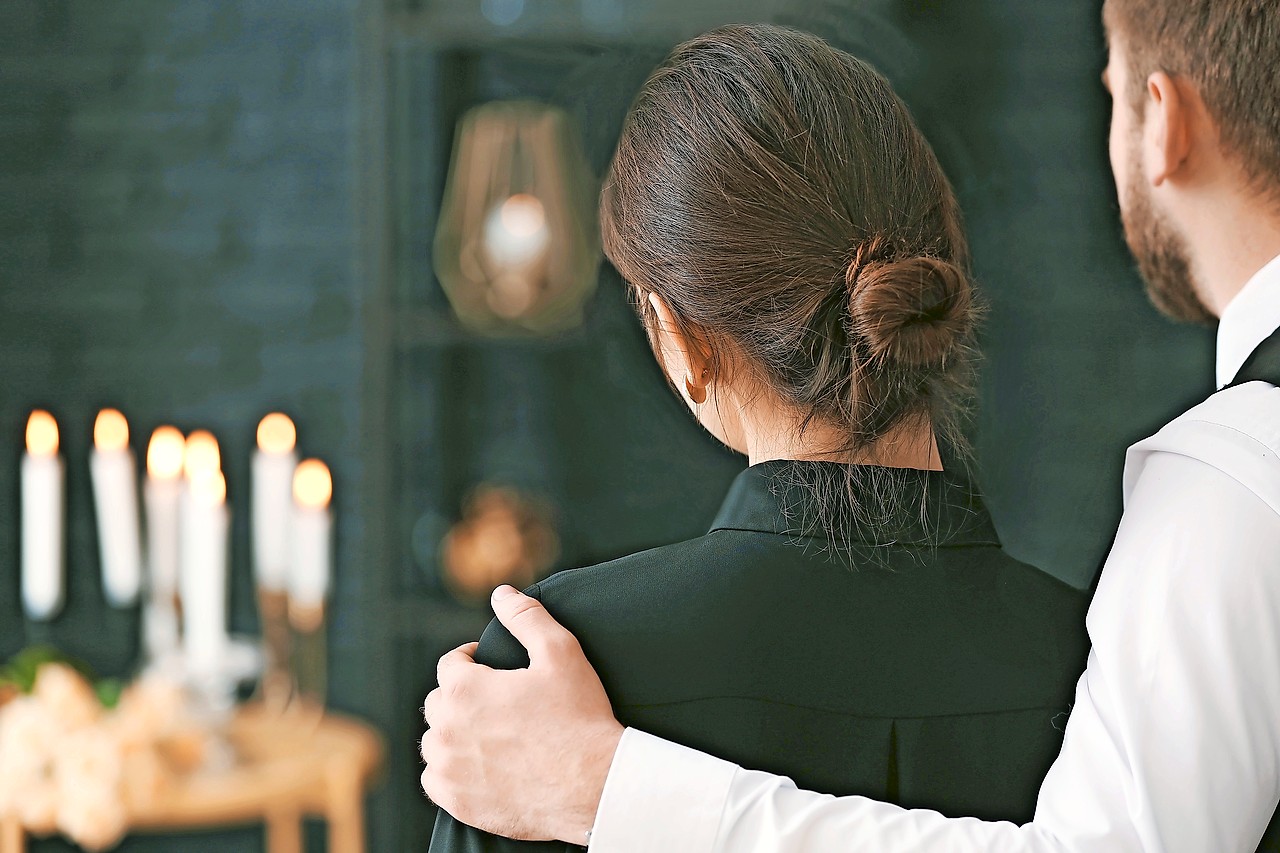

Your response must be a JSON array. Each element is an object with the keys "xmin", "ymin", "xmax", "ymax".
[{"xmin": 433, "ymin": 101, "xmax": 600, "ymax": 335}]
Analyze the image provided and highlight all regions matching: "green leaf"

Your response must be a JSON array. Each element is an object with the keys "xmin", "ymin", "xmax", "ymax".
[
  {"xmin": 0, "ymin": 645, "xmax": 104, "ymax": 700},
  {"xmin": 94, "ymin": 678, "xmax": 125, "ymax": 710}
]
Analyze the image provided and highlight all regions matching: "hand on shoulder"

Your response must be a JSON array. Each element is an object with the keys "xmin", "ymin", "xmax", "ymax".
[{"xmin": 421, "ymin": 585, "xmax": 624, "ymax": 844}]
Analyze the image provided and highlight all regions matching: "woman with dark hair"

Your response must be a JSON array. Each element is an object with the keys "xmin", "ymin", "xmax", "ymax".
[{"xmin": 429, "ymin": 23, "xmax": 1086, "ymax": 852}]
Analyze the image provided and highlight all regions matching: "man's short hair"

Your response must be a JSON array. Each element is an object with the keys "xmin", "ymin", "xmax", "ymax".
[{"xmin": 1104, "ymin": 0, "xmax": 1280, "ymax": 203}]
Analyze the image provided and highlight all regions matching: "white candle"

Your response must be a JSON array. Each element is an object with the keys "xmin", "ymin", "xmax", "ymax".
[
  {"xmin": 290, "ymin": 459, "xmax": 332, "ymax": 610},
  {"xmin": 252, "ymin": 413, "xmax": 298, "ymax": 591},
  {"xmin": 21, "ymin": 410, "xmax": 63, "ymax": 621},
  {"xmin": 90, "ymin": 409, "xmax": 143, "ymax": 607},
  {"xmin": 181, "ymin": 464, "xmax": 228, "ymax": 679},
  {"xmin": 144, "ymin": 426, "xmax": 185, "ymax": 659}
]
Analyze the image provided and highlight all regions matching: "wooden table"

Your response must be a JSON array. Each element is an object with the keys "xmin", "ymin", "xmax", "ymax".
[{"xmin": 1, "ymin": 704, "xmax": 383, "ymax": 853}]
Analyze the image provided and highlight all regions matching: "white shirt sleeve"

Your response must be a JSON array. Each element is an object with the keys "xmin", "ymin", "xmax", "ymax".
[{"xmin": 589, "ymin": 395, "xmax": 1280, "ymax": 853}]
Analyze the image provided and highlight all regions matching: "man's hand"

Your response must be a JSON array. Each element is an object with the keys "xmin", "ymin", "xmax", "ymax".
[{"xmin": 421, "ymin": 584, "xmax": 624, "ymax": 844}]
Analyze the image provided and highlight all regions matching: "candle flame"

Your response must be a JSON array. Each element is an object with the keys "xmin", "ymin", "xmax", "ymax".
[
  {"xmin": 25, "ymin": 410, "xmax": 59, "ymax": 457},
  {"xmin": 293, "ymin": 459, "xmax": 332, "ymax": 509},
  {"xmin": 182, "ymin": 430, "xmax": 221, "ymax": 480},
  {"xmin": 256, "ymin": 413, "xmax": 296, "ymax": 454},
  {"xmin": 147, "ymin": 426, "xmax": 185, "ymax": 479},
  {"xmin": 190, "ymin": 470, "xmax": 227, "ymax": 505},
  {"xmin": 94, "ymin": 409, "xmax": 129, "ymax": 453}
]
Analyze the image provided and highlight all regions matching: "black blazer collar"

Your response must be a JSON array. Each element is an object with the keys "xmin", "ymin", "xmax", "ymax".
[{"xmin": 709, "ymin": 460, "xmax": 1001, "ymax": 548}]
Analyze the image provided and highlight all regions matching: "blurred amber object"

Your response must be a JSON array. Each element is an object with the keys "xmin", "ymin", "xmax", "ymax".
[
  {"xmin": 433, "ymin": 101, "xmax": 599, "ymax": 335},
  {"xmin": 441, "ymin": 486, "xmax": 559, "ymax": 602}
]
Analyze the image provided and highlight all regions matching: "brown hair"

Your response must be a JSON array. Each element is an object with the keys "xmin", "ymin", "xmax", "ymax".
[
  {"xmin": 1104, "ymin": 0, "xmax": 1280, "ymax": 203},
  {"xmin": 601, "ymin": 24, "xmax": 977, "ymax": 470}
]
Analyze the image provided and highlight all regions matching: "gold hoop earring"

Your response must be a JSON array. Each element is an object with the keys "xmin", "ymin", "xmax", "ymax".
[{"xmin": 685, "ymin": 376, "xmax": 708, "ymax": 405}]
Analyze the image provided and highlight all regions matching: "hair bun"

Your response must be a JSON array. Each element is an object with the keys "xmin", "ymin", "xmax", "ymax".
[{"xmin": 847, "ymin": 254, "xmax": 972, "ymax": 368}]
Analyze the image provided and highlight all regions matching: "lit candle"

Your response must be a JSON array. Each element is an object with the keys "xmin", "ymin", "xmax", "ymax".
[
  {"xmin": 180, "ymin": 445, "xmax": 228, "ymax": 679},
  {"xmin": 290, "ymin": 459, "xmax": 332, "ymax": 620},
  {"xmin": 144, "ymin": 426, "xmax": 185, "ymax": 660},
  {"xmin": 21, "ymin": 410, "xmax": 63, "ymax": 621},
  {"xmin": 252, "ymin": 413, "xmax": 298, "ymax": 591},
  {"xmin": 90, "ymin": 409, "xmax": 143, "ymax": 607},
  {"xmin": 182, "ymin": 430, "xmax": 220, "ymax": 482}
]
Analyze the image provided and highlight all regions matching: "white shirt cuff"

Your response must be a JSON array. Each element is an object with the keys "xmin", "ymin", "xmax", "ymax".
[{"xmin": 588, "ymin": 728, "xmax": 736, "ymax": 852}]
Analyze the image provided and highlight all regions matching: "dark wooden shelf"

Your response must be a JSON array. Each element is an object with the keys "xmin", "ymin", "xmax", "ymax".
[
  {"xmin": 393, "ymin": 305, "xmax": 594, "ymax": 351},
  {"xmin": 388, "ymin": 596, "xmax": 493, "ymax": 643},
  {"xmin": 386, "ymin": 1, "xmax": 784, "ymax": 49}
]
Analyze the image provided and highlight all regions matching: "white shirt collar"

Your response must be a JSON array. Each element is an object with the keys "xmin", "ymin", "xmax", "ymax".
[{"xmin": 1216, "ymin": 253, "xmax": 1280, "ymax": 388}]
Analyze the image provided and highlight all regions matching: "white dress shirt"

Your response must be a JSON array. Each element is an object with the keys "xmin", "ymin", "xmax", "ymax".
[{"xmin": 588, "ymin": 253, "xmax": 1280, "ymax": 853}]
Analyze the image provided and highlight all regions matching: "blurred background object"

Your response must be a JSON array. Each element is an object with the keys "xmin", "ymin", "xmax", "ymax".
[
  {"xmin": 440, "ymin": 485, "xmax": 558, "ymax": 603},
  {"xmin": 433, "ymin": 101, "xmax": 599, "ymax": 334},
  {"xmin": 0, "ymin": 0, "xmax": 1214, "ymax": 849}
]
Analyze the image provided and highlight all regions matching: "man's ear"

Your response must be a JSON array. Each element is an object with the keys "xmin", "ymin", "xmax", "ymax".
[{"xmin": 1143, "ymin": 71, "xmax": 1192, "ymax": 187}]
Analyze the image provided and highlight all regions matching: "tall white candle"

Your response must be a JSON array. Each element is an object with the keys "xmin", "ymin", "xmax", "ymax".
[
  {"xmin": 90, "ymin": 409, "xmax": 143, "ymax": 608},
  {"xmin": 21, "ymin": 410, "xmax": 63, "ymax": 621},
  {"xmin": 181, "ymin": 465, "xmax": 228, "ymax": 679},
  {"xmin": 144, "ymin": 426, "xmax": 185, "ymax": 660},
  {"xmin": 290, "ymin": 459, "xmax": 332, "ymax": 610},
  {"xmin": 252, "ymin": 413, "xmax": 298, "ymax": 591}
]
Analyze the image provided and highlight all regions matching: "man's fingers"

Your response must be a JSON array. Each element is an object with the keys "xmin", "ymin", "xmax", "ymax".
[
  {"xmin": 490, "ymin": 585, "xmax": 582, "ymax": 664},
  {"xmin": 422, "ymin": 687, "xmax": 441, "ymax": 725},
  {"xmin": 436, "ymin": 641, "xmax": 482, "ymax": 688},
  {"xmin": 420, "ymin": 726, "xmax": 441, "ymax": 764}
]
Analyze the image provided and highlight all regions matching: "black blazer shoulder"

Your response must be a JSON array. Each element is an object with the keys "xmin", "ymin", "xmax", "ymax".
[{"xmin": 477, "ymin": 531, "xmax": 1087, "ymax": 718}]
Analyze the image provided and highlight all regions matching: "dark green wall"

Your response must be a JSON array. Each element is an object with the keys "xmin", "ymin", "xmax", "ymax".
[
  {"xmin": 1, "ymin": 1, "xmax": 1217, "ymax": 851},
  {"xmin": 0, "ymin": 1, "xmax": 366, "ymax": 850}
]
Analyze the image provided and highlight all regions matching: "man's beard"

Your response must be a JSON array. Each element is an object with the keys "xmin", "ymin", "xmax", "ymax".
[{"xmin": 1120, "ymin": 165, "xmax": 1217, "ymax": 325}]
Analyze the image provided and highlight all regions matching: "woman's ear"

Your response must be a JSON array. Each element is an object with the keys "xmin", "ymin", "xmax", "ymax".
[{"xmin": 648, "ymin": 293, "xmax": 712, "ymax": 396}]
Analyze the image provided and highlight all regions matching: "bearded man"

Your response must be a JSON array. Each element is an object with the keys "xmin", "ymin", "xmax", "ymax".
[{"xmin": 421, "ymin": 1, "xmax": 1280, "ymax": 849}]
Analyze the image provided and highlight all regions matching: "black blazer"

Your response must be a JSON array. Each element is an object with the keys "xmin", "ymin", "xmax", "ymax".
[{"xmin": 430, "ymin": 461, "xmax": 1089, "ymax": 852}]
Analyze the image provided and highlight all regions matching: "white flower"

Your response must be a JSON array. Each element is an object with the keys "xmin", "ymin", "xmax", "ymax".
[
  {"xmin": 15, "ymin": 780, "xmax": 59, "ymax": 836},
  {"xmin": 32, "ymin": 663, "xmax": 101, "ymax": 730},
  {"xmin": 51, "ymin": 726, "xmax": 129, "ymax": 850},
  {"xmin": 0, "ymin": 664, "xmax": 204, "ymax": 850},
  {"xmin": 111, "ymin": 674, "xmax": 186, "ymax": 744},
  {"xmin": 118, "ymin": 743, "xmax": 168, "ymax": 814},
  {"xmin": 55, "ymin": 789, "xmax": 127, "ymax": 852},
  {"xmin": 53, "ymin": 727, "xmax": 124, "ymax": 793},
  {"xmin": 0, "ymin": 697, "xmax": 58, "ymax": 816}
]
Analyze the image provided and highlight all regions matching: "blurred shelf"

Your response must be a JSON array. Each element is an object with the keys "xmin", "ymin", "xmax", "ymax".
[
  {"xmin": 394, "ymin": 305, "xmax": 594, "ymax": 351},
  {"xmin": 387, "ymin": 1, "xmax": 784, "ymax": 49},
  {"xmin": 388, "ymin": 596, "xmax": 492, "ymax": 643}
]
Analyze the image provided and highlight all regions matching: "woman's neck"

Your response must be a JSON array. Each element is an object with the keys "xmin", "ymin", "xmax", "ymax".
[{"xmin": 742, "ymin": 416, "xmax": 943, "ymax": 471}]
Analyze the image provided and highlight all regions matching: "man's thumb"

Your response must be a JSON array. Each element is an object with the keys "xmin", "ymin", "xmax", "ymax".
[{"xmin": 491, "ymin": 585, "xmax": 580, "ymax": 664}]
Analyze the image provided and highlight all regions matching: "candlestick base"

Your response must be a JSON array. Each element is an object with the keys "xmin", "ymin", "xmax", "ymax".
[
  {"xmin": 180, "ymin": 636, "xmax": 264, "ymax": 715},
  {"xmin": 255, "ymin": 588, "xmax": 294, "ymax": 712},
  {"xmin": 143, "ymin": 597, "xmax": 181, "ymax": 669},
  {"xmin": 288, "ymin": 602, "xmax": 326, "ymax": 709}
]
